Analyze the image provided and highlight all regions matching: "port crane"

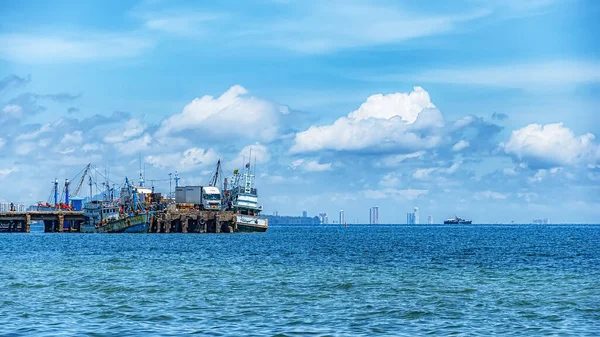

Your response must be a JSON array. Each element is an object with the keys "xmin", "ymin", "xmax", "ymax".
[
  {"xmin": 208, "ymin": 160, "xmax": 222, "ymax": 187},
  {"xmin": 72, "ymin": 163, "xmax": 91, "ymax": 197}
]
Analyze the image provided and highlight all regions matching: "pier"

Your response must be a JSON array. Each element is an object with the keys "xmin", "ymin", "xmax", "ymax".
[
  {"xmin": 0, "ymin": 211, "xmax": 85, "ymax": 233},
  {"xmin": 148, "ymin": 209, "xmax": 238, "ymax": 233}
]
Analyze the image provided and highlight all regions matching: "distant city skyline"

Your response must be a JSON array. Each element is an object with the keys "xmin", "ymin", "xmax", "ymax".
[
  {"xmin": 271, "ymin": 206, "xmax": 557, "ymax": 225},
  {"xmin": 0, "ymin": 202, "xmax": 26, "ymax": 212}
]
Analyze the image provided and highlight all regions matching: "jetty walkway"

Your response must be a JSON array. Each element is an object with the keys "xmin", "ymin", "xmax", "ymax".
[{"xmin": 0, "ymin": 211, "xmax": 85, "ymax": 233}]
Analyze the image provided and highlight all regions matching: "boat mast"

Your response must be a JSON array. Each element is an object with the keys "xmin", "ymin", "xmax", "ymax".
[
  {"xmin": 244, "ymin": 148, "xmax": 252, "ymax": 194},
  {"xmin": 88, "ymin": 176, "xmax": 93, "ymax": 200},
  {"xmin": 53, "ymin": 178, "xmax": 58, "ymax": 207}
]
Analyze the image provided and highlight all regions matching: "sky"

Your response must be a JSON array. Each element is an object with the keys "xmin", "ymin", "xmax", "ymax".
[{"xmin": 0, "ymin": 0, "xmax": 599, "ymax": 223}]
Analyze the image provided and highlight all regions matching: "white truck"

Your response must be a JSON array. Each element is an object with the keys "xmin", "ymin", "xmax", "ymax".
[{"xmin": 175, "ymin": 186, "xmax": 222, "ymax": 210}]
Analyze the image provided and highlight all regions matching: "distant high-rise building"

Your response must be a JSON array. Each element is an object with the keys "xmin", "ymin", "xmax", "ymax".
[
  {"xmin": 302, "ymin": 211, "xmax": 307, "ymax": 218},
  {"xmin": 339, "ymin": 210, "xmax": 345, "ymax": 224},
  {"xmin": 428, "ymin": 215, "xmax": 433, "ymax": 225},
  {"xmin": 407, "ymin": 213, "xmax": 415, "ymax": 225},
  {"xmin": 319, "ymin": 212, "xmax": 328, "ymax": 224},
  {"xmin": 370, "ymin": 206, "xmax": 379, "ymax": 224},
  {"xmin": 413, "ymin": 207, "xmax": 419, "ymax": 225}
]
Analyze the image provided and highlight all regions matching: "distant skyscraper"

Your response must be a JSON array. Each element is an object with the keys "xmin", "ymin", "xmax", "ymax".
[
  {"xmin": 319, "ymin": 212, "xmax": 328, "ymax": 224},
  {"xmin": 407, "ymin": 213, "xmax": 415, "ymax": 225},
  {"xmin": 339, "ymin": 210, "xmax": 345, "ymax": 224},
  {"xmin": 370, "ymin": 206, "xmax": 379, "ymax": 224},
  {"xmin": 413, "ymin": 207, "xmax": 419, "ymax": 225},
  {"xmin": 302, "ymin": 211, "xmax": 307, "ymax": 218},
  {"xmin": 369, "ymin": 208, "xmax": 372, "ymax": 224},
  {"xmin": 428, "ymin": 215, "xmax": 433, "ymax": 225}
]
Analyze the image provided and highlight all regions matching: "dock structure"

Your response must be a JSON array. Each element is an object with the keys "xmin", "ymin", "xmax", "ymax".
[
  {"xmin": 148, "ymin": 208, "xmax": 238, "ymax": 233},
  {"xmin": 0, "ymin": 209, "xmax": 265, "ymax": 234},
  {"xmin": 0, "ymin": 211, "xmax": 85, "ymax": 233}
]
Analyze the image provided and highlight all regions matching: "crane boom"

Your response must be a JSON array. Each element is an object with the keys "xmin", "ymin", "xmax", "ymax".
[
  {"xmin": 73, "ymin": 163, "xmax": 91, "ymax": 196},
  {"xmin": 208, "ymin": 160, "xmax": 221, "ymax": 187}
]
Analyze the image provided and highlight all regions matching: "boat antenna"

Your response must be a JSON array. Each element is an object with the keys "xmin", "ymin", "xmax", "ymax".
[{"xmin": 138, "ymin": 153, "xmax": 144, "ymax": 187}]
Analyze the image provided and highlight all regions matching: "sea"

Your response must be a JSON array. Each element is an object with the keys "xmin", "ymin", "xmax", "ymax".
[{"xmin": 1, "ymin": 224, "xmax": 599, "ymax": 336}]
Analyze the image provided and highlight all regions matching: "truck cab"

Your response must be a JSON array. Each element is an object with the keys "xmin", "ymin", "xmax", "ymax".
[{"xmin": 201, "ymin": 186, "xmax": 221, "ymax": 210}]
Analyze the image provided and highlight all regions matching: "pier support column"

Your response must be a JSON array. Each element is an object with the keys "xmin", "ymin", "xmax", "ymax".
[
  {"xmin": 58, "ymin": 214, "xmax": 64, "ymax": 232},
  {"xmin": 182, "ymin": 217, "xmax": 189, "ymax": 233},
  {"xmin": 25, "ymin": 214, "xmax": 31, "ymax": 233},
  {"xmin": 149, "ymin": 215, "xmax": 155, "ymax": 233}
]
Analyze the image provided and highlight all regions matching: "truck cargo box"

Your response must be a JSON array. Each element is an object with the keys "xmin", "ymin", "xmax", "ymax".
[
  {"xmin": 175, "ymin": 187, "xmax": 186, "ymax": 203},
  {"xmin": 184, "ymin": 186, "xmax": 202, "ymax": 204}
]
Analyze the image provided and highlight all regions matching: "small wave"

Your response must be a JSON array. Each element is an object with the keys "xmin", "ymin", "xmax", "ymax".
[{"xmin": 402, "ymin": 310, "xmax": 431, "ymax": 319}]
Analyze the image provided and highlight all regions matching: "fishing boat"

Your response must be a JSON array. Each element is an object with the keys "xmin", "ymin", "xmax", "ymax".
[
  {"xmin": 81, "ymin": 177, "xmax": 154, "ymax": 233},
  {"xmin": 222, "ymin": 160, "xmax": 268, "ymax": 232}
]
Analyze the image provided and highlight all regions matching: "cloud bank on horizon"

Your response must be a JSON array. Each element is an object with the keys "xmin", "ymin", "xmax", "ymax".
[{"xmin": 0, "ymin": 0, "xmax": 598, "ymax": 223}]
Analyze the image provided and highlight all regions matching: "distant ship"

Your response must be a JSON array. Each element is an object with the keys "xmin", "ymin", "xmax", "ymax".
[{"xmin": 444, "ymin": 216, "xmax": 472, "ymax": 224}]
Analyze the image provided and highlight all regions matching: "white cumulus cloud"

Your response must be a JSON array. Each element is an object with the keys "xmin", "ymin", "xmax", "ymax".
[
  {"xmin": 290, "ymin": 159, "xmax": 332, "ymax": 172},
  {"xmin": 375, "ymin": 151, "xmax": 425, "ymax": 167},
  {"xmin": 225, "ymin": 143, "xmax": 271, "ymax": 173},
  {"xmin": 156, "ymin": 85, "xmax": 281, "ymax": 142},
  {"xmin": 113, "ymin": 134, "xmax": 152, "ymax": 155},
  {"xmin": 501, "ymin": 123, "xmax": 599, "ymax": 168},
  {"xmin": 452, "ymin": 140, "xmax": 469, "ymax": 152},
  {"xmin": 412, "ymin": 161, "xmax": 461, "ymax": 180},
  {"xmin": 291, "ymin": 86, "xmax": 444, "ymax": 154},
  {"xmin": 413, "ymin": 168, "xmax": 436, "ymax": 180},
  {"xmin": 0, "ymin": 168, "xmax": 15, "ymax": 178},
  {"xmin": 348, "ymin": 86, "xmax": 435, "ymax": 123},
  {"xmin": 104, "ymin": 119, "xmax": 147, "ymax": 144},
  {"xmin": 145, "ymin": 147, "xmax": 218, "ymax": 173},
  {"xmin": 2, "ymin": 104, "xmax": 23, "ymax": 117},
  {"xmin": 61, "ymin": 130, "xmax": 83, "ymax": 145}
]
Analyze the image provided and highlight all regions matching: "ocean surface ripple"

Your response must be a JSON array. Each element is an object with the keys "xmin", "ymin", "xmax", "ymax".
[{"xmin": 1, "ymin": 224, "xmax": 599, "ymax": 336}]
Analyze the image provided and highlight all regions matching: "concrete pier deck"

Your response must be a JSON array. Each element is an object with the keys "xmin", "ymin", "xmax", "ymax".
[{"xmin": 0, "ymin": 211, "xmax": 85, "ymax": 233}]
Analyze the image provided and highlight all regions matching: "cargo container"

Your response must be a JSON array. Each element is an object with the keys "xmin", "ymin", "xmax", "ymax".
[{"xmin": 175, "ymin": 185, "xmax": 221, "ymax": 210}]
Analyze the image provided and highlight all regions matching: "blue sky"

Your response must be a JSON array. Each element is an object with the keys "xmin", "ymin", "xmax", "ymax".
[{"xmin": 0, "ymin": 0, "xmax": 599, "ymax": 223}]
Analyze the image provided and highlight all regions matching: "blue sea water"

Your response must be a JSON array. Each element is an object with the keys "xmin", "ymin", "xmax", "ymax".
[{"xmin": 1, "ymin": 224, "xmax": 599, "ymax": 336}]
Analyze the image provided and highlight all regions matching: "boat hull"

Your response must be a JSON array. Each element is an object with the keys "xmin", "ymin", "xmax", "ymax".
[
  {"xmin": 235, "ymin": 214, "xmax": 268, "ymax": 232},
  {"xmin": 81, "ymin": 213, "xmax": 153, "ymax": 233}
]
